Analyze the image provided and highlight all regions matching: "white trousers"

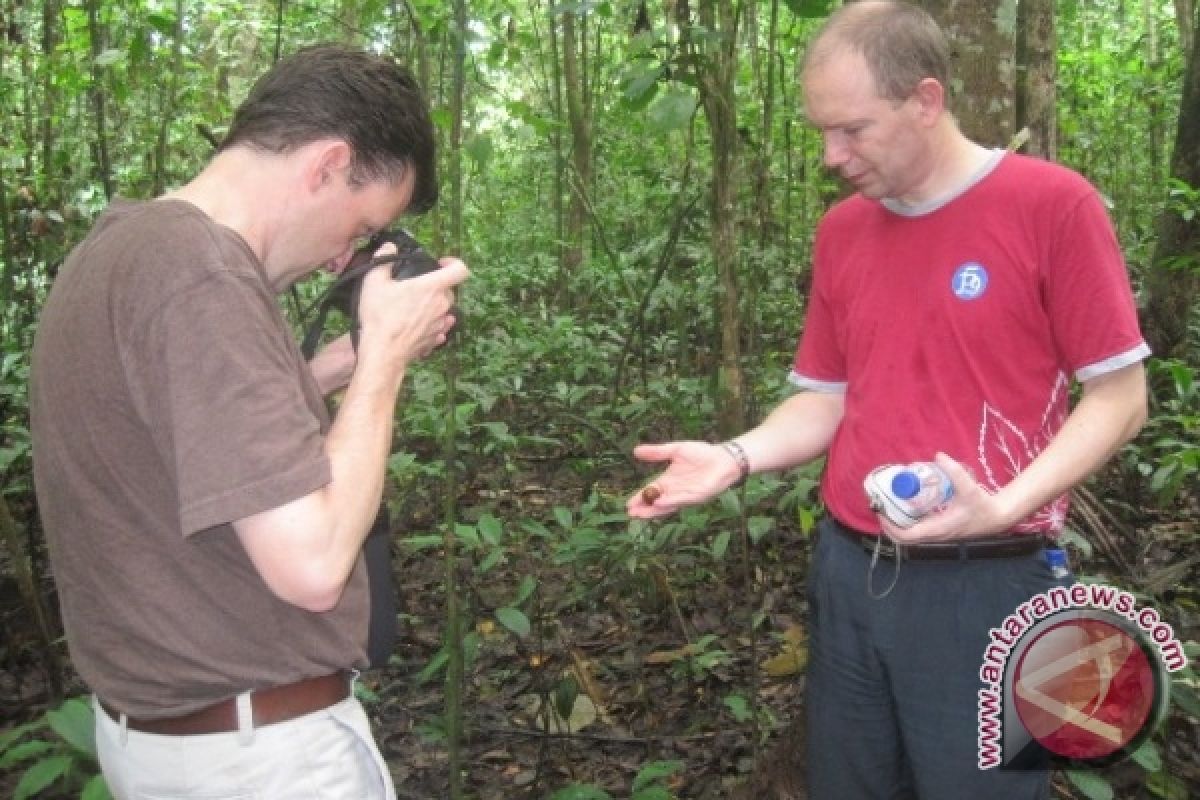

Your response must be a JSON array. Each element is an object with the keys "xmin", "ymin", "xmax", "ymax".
[{"xmin": 94, "ymin": 693, "xmax": 397, "ymax": 800}]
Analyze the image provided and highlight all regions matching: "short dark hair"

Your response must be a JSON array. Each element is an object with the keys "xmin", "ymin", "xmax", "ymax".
[
  {"xmin": 805, "ymin": 1, "xmax": 951, "ymax": 106},
  {"xmin": 219, "ymin": 44, "xmax": 438, "ymax": 213}
]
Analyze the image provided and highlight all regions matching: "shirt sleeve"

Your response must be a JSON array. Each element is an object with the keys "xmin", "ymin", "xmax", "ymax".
[
  {"xmin": 792, "ymin": 224, "xmax": 849, "ymax": 390},
  {"xmin": 1041, "ymin": 183, "xmax": 1149, "ymax": 380},
  {"xmin": 124, "ymin": 261, "xmax": 331, "ymax": 537}
]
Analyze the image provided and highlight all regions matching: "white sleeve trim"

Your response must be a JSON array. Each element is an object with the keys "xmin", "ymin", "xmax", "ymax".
[
  {"xmin": 1075, "ymin": 342, "xmax": 1152, "ymax": 382},
  {"xmin": 787, "ymin": 370, "xmax": 848, "ymax": 393}
]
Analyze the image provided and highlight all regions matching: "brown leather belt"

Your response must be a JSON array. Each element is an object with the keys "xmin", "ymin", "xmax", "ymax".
[
  {"xmin": 834, "ymin": 520, "xmax": 1049, "ymax": 562},
  {"xmin": 99, "ymin": 672, "xmax": 350, "ymax": 735}
]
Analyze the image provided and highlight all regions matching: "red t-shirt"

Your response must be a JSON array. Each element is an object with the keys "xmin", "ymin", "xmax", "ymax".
[{"xmin": 792, "ymin": 152, "xmax": 1149, "ymax": 534}]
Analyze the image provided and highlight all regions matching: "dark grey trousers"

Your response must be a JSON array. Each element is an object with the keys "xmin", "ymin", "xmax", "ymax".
[{"xmin": 804, "ymin": 516, "xmax": 1058, "ymax": 800}]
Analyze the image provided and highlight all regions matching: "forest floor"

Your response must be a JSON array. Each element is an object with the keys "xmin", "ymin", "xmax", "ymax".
[{"xmin": 1, "ymin": 466, "xmax": 1197, "ymax": 800}]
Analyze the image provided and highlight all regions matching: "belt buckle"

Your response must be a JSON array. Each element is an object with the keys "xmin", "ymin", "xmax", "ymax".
[{"xmin": 866, "ymin": 535, "xmax": 901, "ymax": 560}]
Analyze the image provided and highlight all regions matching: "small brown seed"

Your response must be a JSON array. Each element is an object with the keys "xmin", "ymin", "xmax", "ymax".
[{"xmin": 641, "ymin": 485, "xmax": 662, "ymax": 504}]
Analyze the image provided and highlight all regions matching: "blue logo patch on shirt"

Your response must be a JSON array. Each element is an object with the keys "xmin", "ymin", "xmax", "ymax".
[{"xmin": 952, "ymin": 262, "xmax": 989, "ymax": 300}]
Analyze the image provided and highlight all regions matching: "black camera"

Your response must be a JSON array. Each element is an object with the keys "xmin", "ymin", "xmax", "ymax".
[
  {"xmin": 350, "ymin": 228, "xmax": 442, "ymax": 282},
  {"xmin": 299, "ymin": 229, "xmax": 455, "ymax": 358}
]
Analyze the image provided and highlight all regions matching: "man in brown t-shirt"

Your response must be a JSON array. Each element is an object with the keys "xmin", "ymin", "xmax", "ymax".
[{"xmin": 30, "ymin": 45, "xmax": 467, "ymax": 799}]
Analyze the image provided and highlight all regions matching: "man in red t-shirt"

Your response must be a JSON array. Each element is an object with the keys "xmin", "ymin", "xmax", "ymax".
[{"xmin": 626, "ymin": 3, "xmax": 1148, "ymax": 798}]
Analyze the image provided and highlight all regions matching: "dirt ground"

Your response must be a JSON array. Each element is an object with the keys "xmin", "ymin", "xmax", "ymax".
[{"xmin": 2, "ymin": 482, "xmax": 1197, "ymax": 799}]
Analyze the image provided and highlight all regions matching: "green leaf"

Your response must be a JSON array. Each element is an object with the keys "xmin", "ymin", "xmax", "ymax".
[
  {"xmin": 14, "ymin": 754, "xmax": 72, "ymax": 800},
  {"xmin": 632, "ymin": 760, "xmax": 683, "ymax": 791},
  {"xmin": 0, "ymin": 445, "xmax": 25, "ymax": 472},
  {"xmin": 416, "ymin": 647, "xmax": 450, "ymax": 685},
  {"xmin": 782, "ymin": 0, "xmax": 833, "ymax": 16},
  {"xmin": 477, "ymin": 549, "xmax": 504, "ymax": 574},
  {"xmin": 401, "ymin": 534, "xmax": 443, "ymax": 551},
  {"xmin": 478, "ymin": 513, "xmax": 504, "ymax": 545},
  {"xmin": 454, "ymin": 523, "xmax": 481, "ymax": 549},
  {"xmin": 1065, "ymin": 769, "xmax": 1115, "ymax": 800},
  {"xmin": 0, "ymin": 740, "xmax": 54, "ymax": 769},
  {"xmin": 723, "ymin": 693, "xmax": 752, "ymax": 722},
  {"xmin": 464, "ymin": 133, "xmax": 493, "ymax": 168},
  {"xmin": 495, "ymin": 607, "xmax": 531, "ymax": 637},
  {"xmin": 82, "ymin": 773, "xmax": 114, "ymax": 800},
  {"xmin": 552, "ymin": 1, "xmax": 606, "ymax": 16},
  {"xmin": 711, "ymin": 488, "xmax": 739, "ymax": 518},
  {"xmin": 1146, "ymin": 769, "xmax": 1191, "ymax": 799},
  {"xmin": 1169, "ymin": 680, "xmax": 1200, "ymax": 719},
  {"xmin": 646, "ymin": 88, "xmax": 698, "ymax": 132},
  {"xmin": 46, "ymin": 696, "xmax": 97, "ymax": 758},
  {"xmin": 93, "ymin": 48, "xmax": 124, "ymax": 68},
  {"xmin": 521, "ymin": 520, "xmax": 555, "ymax": 540},
  {"xmin": 711, "ymin": 530, "xmax": 731, "ymax": 560},
  {"xmin": 429, "ymin": 108, "xmax": 454, "ymax": 131},
  {"xmin": 146, "ymin": 12, "xmax": 178, "ymax": 37},
  {"xmin": 747, "ymin": 516, "xmax": 774, "ymax": 544},
  {"xmin": 387, "ymin": 451, "xmax": 418, "ymax": 476},
  {"xmin": 463, "ymin": 631, "xmax": 481, "ymax": 665},
  {"xmin": 553, "ymin": 506, "xmax": 574, "ymax": 530},
  {"xmin": 553, "ymin": 675, "xmax": 579, "ymax": 720},
  {"xmin": 621, "ymin": 63, "xmax": 663, "ymax": 109},
  {"xmin": 1129, "ymin": 739, "xmax": 1162, "ymax": 772},
  {"xmin": 513, "ymin": 575, "xmax": 537, "ymax": 606},
  {"xmin": 0, "ymin": 721, "xmax": 43, "ymax": 754},
  {"xmin": 353, "ymin": 681, "xmax": 379, "ymax": 704}
]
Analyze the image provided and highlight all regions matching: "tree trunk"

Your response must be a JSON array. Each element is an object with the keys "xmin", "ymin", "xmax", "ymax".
[
  {"xmin": 1175, "ymin": 0, "xmax": 1194, "ymax": 63},
  {"xmin": 84, "ymin": 0, "xmax": 115, "ymax": 201},
  {"xmin": 0, "ymin": 494, "xmax": 64, "ymax": 703},
  {"xmin": 0, "ymin": 28, "xmax": 13, "ymax": 309},
  {"xmin": 1145, "ymin": 0, "xmax": 1165, "ymax": 180},
  {"xmin": 561, "ymin": 8, "xmax": 592, "ymax": 308},
  {"xmin": 695, "ymin": 0, "xmax": 747, "ymax": 437},
  {"xmin": 1143, "ymin": 5, "xmax": 1200, "ymax": 359},
  {"xmin": 39, "ymin": 0, "xmax": 59, "ymax": 204},
  {"xmin": 152, "ymin": 0, "xmax": 185, "ymax": 196},
  {"xmin": 1015, "ymin": 0, "xmax": 1055, "ymax": 159},
  {"xmin": 545, "ymin": 0, "xmax": 567, "ymax": 299},
  {"xmin": 752, "ymin": 0, "xmax": 780, "ymax": 248},
  {"xmin": 442, "ymin": 2, "xmax": 468, "ymax": 797},
  {"xmin": 920, "ymin": 0, "xmax": 1017, "ymax": 147}
]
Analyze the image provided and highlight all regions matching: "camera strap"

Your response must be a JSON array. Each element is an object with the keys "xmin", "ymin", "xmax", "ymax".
[{"xmin": 298, "ymin": 253, "xmax": 403, "ymax": 359}]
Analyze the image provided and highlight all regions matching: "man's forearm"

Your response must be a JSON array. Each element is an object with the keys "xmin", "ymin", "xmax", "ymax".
[
  {"xmin": 993, "ymin": 363, "xmax": 1148, "ymax": 530},
  {"xmin": 233, "ymin": 356, "xmax": 405, "ymax": 611},
  {"xmin": 732, "ymin": 390, "xmax": 845, "ymax": 475}
]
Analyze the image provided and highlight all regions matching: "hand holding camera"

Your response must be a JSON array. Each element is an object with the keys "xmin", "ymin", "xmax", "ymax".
[{"xmin": 301, "ymin": 229, "xmax": 465, "ymax": 362}]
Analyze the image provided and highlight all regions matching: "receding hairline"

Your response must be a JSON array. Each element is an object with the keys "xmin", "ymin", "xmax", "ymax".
[
  {"xmin": 802, "ymin": 0, "xmax": 897, "ymax": 74},
  {"xmin": 801, "ymin": 0, "xmax": 951, "ymax": 108}
]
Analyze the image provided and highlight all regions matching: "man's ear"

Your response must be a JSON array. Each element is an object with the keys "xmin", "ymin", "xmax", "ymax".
[
  {"xmin": 303, "ymin": 139, "xmax": 355, "ymax": 194},
  {"xmin": 910, "ymin": 77, "xmax": 946, "ymax": 125}
]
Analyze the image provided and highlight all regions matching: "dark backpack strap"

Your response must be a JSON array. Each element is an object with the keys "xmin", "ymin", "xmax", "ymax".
[
  {"xmin": 363, "ymin": 504, "xmax": 397, "ymax": 668},
  {"xmin": 298, "ymin": 232, "xmax": 434, "ymax": 667}
]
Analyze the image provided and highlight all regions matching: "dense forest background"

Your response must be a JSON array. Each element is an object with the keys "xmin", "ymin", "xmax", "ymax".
[{"xmin": 1, "ymin": 0, "xmax": 1197, "ymax": 798}]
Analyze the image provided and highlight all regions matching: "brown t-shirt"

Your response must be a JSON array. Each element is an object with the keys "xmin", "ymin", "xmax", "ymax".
[{"xmin": 30, "ymin": 199, "xmax": 369, "ymax": 717}]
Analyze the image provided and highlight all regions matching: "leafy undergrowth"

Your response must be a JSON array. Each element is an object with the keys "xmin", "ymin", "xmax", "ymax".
[
  {"xmin": 1, "ymin": 469, "xmax": 1197, "ymax": 800},
  {"xmin": 370, "ymin": 489, "xmax": 814, "ymax": 799},
  {"xmin": 352, "ymin": 463, "xmax": 1200, "ymax": 800}
]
